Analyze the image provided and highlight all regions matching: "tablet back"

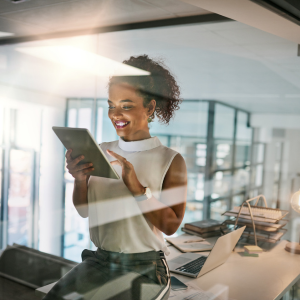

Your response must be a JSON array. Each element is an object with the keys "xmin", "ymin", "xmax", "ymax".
[{"xmin": 53, "ymin": 127, "xmax": 119, "ymax": 179}]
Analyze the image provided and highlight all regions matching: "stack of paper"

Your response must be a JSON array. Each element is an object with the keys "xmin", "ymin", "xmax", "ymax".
[
  {"xmin": 222, "ymin": 206, "xmax": 289, "ymax": 243},
  {"xmin": 165, "ymin": 234, "xmax": 217, "ymax": 252},
  {"xmin": 181, "ymin": 219, "xmax": 222, "ymax": 238}
]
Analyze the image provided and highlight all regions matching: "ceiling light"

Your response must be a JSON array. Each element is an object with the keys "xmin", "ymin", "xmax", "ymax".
[
  {"xmin": 16, "ymin": 46, "xmax": 150, "ymax": 77},
  {"xmin": 0, "ymin": 31, "xmax": 14, "ymax": 38}
]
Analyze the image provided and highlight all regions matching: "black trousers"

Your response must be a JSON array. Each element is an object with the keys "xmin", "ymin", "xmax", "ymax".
[{"xmin": 43, "ymin": 248, "xmax": 171, "ymax": 300}]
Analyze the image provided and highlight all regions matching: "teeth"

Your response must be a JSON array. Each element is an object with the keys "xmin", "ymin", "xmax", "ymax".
[{"xmin": 115, "ymin": 121, "xmax": 129, "ymax": 126}]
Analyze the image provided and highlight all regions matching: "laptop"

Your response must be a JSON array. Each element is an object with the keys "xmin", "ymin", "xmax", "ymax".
[{"xmin": 168, "ymin": 226, "xmax": 246, "ymax": 278}]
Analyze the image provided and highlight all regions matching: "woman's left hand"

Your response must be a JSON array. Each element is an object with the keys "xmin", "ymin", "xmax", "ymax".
[{"xmin": 107, "ymin": 149, "xmax": 145, "ymax": 196}]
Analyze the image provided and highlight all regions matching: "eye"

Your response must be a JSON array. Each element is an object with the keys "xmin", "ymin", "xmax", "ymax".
[
  {"xmin": 108, "ymin": 106, "xmax": 115, "ymax": 109},
  {"xmin": 123, "ymin": 106, "xmax": 133, "ymax": 110}
]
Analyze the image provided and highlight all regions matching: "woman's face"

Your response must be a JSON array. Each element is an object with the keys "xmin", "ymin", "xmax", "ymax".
[{"xmin": 108, "ymin": 83, "xmax": 155, "ymax": 141}]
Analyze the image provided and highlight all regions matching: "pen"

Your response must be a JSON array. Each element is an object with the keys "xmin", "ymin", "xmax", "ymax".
[{"xmin": 184, "ymin": 239, "xmax": 204, "ymax": 243}]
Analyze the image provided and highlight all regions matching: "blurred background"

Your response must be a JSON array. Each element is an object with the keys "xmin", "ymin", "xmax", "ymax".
[{"xmin": 0, "ymin": 0, "xmax": 299, "ymax": 271}]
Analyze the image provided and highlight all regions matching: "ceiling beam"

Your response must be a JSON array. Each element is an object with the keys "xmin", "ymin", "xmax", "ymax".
[
  {"xmin": 0, "ymin": 13, "xmax": 231, "ymax": 46},
  {"xmin": 182, "ymin": 0, "xmax": 300, "ymax": 44}
]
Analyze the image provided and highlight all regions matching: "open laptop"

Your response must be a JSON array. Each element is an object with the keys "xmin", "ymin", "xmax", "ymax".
[{"xmin": 168, "ymin": 226, "xmax": 246, "ymax": 278}]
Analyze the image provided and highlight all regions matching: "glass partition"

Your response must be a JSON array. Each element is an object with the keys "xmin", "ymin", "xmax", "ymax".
[{"xmin": 64, "ymin": 98, "xmax": 261, "ymax": 240}]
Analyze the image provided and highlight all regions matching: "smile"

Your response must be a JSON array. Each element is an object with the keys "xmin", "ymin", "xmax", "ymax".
[{"xmin": 114, "ymin": 121, "xmax": 130, "ymax": 129}]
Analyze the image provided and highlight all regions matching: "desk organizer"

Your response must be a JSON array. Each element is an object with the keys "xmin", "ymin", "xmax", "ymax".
[{"xmin": 222, "ymin": 195, "xmax": 289, "ymax": 246}]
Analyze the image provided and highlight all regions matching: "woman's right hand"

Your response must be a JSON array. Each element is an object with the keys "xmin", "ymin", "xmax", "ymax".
[{"xmin": 65, "ymin": 149, "xmax": 94, "ymax": 181}]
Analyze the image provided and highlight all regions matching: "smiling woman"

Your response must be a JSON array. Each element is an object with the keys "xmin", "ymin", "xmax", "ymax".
[{"xmin": 44, "ymin": 55, "xmax": 187, "ymax": 300}]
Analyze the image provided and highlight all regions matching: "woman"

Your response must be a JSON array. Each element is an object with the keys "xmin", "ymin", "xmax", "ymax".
[{"xmin": 44, "ymin": 55, "xmax": 187, "ymax": 300}]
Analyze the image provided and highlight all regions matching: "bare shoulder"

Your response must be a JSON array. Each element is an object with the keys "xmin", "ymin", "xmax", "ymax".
[{"xmin": 163, "ymin": 153, "xmax": 187, "ymax": 188}]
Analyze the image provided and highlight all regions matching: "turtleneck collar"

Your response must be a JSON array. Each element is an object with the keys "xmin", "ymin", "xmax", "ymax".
[{"xmin": 118, "ymin": 136, "xmax": 161, "ymax": 152}]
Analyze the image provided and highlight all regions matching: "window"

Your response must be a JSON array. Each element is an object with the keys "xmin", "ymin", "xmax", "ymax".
[{"xmin": 0, "ymin": 107, "xmax": 41, "ymax": 249}]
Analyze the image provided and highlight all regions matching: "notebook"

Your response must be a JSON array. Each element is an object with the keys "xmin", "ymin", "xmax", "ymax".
[
  {"xmin": 165, "ymin": 234, "xmax": 218, "ymax": 252},
  {"xmin": 184, "ymin": 219, "xmax": 221, "ymax": 234}
]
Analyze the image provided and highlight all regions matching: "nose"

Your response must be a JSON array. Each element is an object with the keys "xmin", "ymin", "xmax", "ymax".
[{"xmin": 110, "ymin": 107, "xmax": 123, "ymax": 119}]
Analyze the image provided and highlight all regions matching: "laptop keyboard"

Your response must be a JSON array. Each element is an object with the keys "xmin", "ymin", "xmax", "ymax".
[{"xmin": 175, "ymin": 256, "xmax": 207, "ymax": 274}]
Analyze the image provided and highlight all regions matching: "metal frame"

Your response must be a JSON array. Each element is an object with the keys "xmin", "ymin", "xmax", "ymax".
[
  {"xmin": 250, "ymin": 0, "xmax": 300, "ymax": 26},
  {"xmin": 275, "ymin": 142, "xmax": 284, "ymax": 208},
  {"xmin": 234, "ymin": 194, "xmax": 268, "ymax": 246},
  {"xmin": 0, "ymin": 14, "xmax": 231, "ymax": 46}
]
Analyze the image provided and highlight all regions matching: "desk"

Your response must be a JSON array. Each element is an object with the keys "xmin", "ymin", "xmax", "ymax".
[
  {"xmin": 36, "ymin": 240, "xmax": 300, "ymax": 300},
  {"xmin": 167, "ymin": 240, "xmax": 300, "ymax": 300}
]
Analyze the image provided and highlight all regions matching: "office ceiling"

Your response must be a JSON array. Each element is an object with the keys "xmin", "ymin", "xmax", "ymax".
[
  {"xmin": 0, "ymin": 0, "xmax": 209, "ymax": 39},
  {"xmin": 0, "ymin": 0, "xmax": 299, "ymax": 115}
]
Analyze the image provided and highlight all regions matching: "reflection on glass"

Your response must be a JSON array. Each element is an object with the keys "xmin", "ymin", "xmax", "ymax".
[
  {"xmin": 192, "ymin": 173, "xmax": 204, "ymax": 201},
  {"xmin": 214, "ymin": 143, "xmax": 232, "ymax": 170},
  {"xmin": 235, "ymin": 142, "xmax": 251, "ymax": 168},
  {"xmin": 8, "ymin": 173, "xmax": 31, "ymax": 246},
  {"xmin": 275, "ymin": 142, "xmax": 282, "ymax": 160},
  {"xmin": 8, "ymin": 149, "xmax": 33, "ymax": 246},
  {"xmin": 249, "ymin": 189, "xmax": 259, "ymax": 198},
  {"xmin": 196, "ymin": 144, "xmax": 206, "ymax": 166},
  {"xmin": 236, "ymin": 111, "xmax": 251, "ymax": 141},
  {"xmin": 15, "ymin": 108, "xmax": 41, "ymax": 151},
  {"xmin": 214, "ymin": 104, "xmax": 234, "ymax": 140},
  {"xmin": 274, "ymin": 162, "xmax": 280, "ymax": 182},
  {"xmin": 67, "ymin": 99, "xmax": 93, "ymax": 132},
  {"xmin": 150, "ymin": 101, "xmax": 208, "ymax": 138},
  {"xmin": 97, "ymin": 100, "xmax": 118, "ymax": 143},
  {"xmin": 253, "ymin": 144, "xmax": 264, "ymax": 164},
  {"xmin": 255, "ymin": 165, "xmax": 263, "ymax": 187},
  {"xmin": 0, "ymin": 147, "xmax": 2, "ymax": 169},
  {"xmin": 272, "ymin": 184, "xmax": 279, "ymax": 208},
  {"xmin": 10, "ymin": 149, "xmax": 32, "ymax": 173},
  {"xmin": 0, "ymin": 107, "xmax": 3, "ymax": 144},
  {"xmin": 169, "ymin": 137, "xmax": 207, "ymax": 165},
  {"xmin": 233, "ymin": 194, "xmax": 244, "ymax": 207},
  {"xmin": 64, "ymin": 182, "xmax": 92, "ymax": 262},
  {"xmin": 96, "ymin": 107, "xmax": 103, "ymax": 143},
  {"xmin": 212, "ymin": 171, "xmax": 232, "ymax": 198},
  {"xmin": 233, "ymin": 167, "xmax": 250, "ymax": 193},
  {"xmin": 179, "ymin": 202, "xmax": 203, "ymax": 233},
  {"xmin": 210, "ymin": 200, "xmax": 228, "ymax": 221},
  {"xmin": 68, "ymin": 108, "xmax": 77, "ymax": 127},
  {"xmin": 0, "ymin": 148, "xmax": 2, "ymax": 208},
  {"xmin": 78, "ymin": 108, "xmax": 92, "ymax": 131}
]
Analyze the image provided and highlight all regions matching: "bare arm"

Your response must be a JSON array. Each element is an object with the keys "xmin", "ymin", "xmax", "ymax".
[
  {"xmin": 72, "ymin": 177, "xmax": 90, "ymax": 218},
  {"xmin": 136, "ymin": 154, "xmax": 187, "ymax": 235},
  {"xmin": 65, "ymin": 149, "xmax": 94, "ymax": 218},
  {"xmin": 108, "ymin": 150, "xmax": 187, "ymax": 236}
]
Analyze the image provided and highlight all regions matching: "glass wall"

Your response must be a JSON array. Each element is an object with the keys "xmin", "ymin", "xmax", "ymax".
[
  {"xmin": 0, "ymin": 107, "xmax": 42, "ymax": 249},
  {"xmin": 63, "ymin": 99, "xmax": 118, "ymax": 260},
  {"xmin": 63, "ymin": 98, "xmax": 264, "ymax": 252}
]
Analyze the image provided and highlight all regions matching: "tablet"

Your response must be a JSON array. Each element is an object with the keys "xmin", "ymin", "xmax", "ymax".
[{"xmin": 52, "ymin": 127, "xmax": 119, "ymax": 179}]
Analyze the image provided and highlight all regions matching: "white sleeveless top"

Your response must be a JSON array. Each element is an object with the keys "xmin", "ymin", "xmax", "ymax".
[{"xmin": 87, "ymin": 136, "xmax": 178, "ymax": 255}]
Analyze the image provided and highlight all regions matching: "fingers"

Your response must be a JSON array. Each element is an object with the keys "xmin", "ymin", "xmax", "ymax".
[
  {"xmin": 81, "ymin": 167, "xmax": 94, "ymax": 174},
  {"xmin": 110, "ymin": 160, "xmax": 121, "ymax": 166},
  {"xmin": 107, "ymin": 150, "xmax": 127, "ymax": 165},
  {"xmin": 65, "ymin": 149, "xmax": 72, "ymax": 163},
  {"xmin": 68, "ymin": 155, "xmax": 85, "ymax": 168},
  {"xmin": 74, "ymin": 162, "xmax": 93, "ymax": 172}
]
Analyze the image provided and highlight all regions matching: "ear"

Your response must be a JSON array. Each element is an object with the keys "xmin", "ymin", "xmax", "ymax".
[{"xmin": 147, "ymin": 99, "xmax": 156, "ymax": 116}]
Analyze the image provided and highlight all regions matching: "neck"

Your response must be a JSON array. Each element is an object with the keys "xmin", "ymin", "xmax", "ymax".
[{"xmin": 120, "ymin": 130, "xmax": 151, "ymax": 142}]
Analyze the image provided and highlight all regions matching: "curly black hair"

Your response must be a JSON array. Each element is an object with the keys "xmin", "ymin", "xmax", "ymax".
[{"xmin": 108, "ymin": 55, "xmax": 182, "ymax": 125}]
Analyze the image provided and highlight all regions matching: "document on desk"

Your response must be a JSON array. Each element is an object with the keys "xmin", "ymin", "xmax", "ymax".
[
  {"xmin": 169, "ymin": 282, "xmax": 214, "ymax": 300},
  {"xmin": 166, "ymin": 234, "xmax": 216, "ymax": 252}
]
